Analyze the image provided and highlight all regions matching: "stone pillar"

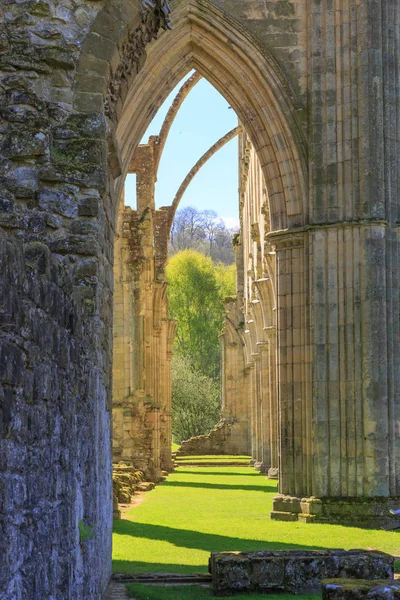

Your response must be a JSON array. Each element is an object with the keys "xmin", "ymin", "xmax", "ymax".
[
  {"xmin": 220, "ymin": 301, "xmax": 251, "ymax": 455},
  {"xmin": 270, "ymin": 232, "xmax": 311, "ymax": 505},
  {"xmin": 270, "ymin": 225, "xmax": 400, "ymax": 523},
  {"xmin": 269, "ymin": 0, "xmax": 400, "ymax": 524},
  {"xmin": 112, "ymin": 141, "xmax": 175, "ymax": 482},
  {"xmin": 254, "ymin": 278, "xmax": 279, "ymax": 479},
  {"xmin": 255, "ymin": 341, "xmax": 270, "ymax": 473},
  {"xmin": 265, "ymin": 327, "xmax": 278, "ymax": 480}
]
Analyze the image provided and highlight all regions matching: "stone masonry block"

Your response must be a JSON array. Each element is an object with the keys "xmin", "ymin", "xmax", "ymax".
[
  {"xmin": 209, "ymin": 550, "xmax": 394, "ymax": 596},
  {"xmin": 322, "ymin": 579, "xmax": 400, "ymax": 600}
]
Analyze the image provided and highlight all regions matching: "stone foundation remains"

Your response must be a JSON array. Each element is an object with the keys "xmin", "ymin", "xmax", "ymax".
[
  {"xmin": 1, "ymin": 0, "xmax": 400, "ymax": 597},
  {"xmin": 177, "ymin": 417, "xmax": 241, "ymax": 456},
  {"xmin": 209, "ymin": 550, "xmax": 394, "ymax": 596},
  {"xmin": 323, "ymin": 580, "xmax": 400, "ymax": 600},
  {"xmin": 112, "ymin": 463, "xmax": 146, "ymax": 504},
  {"xmin": 271, "ymin": 495, "xmax": 400, "ymax": 527}
]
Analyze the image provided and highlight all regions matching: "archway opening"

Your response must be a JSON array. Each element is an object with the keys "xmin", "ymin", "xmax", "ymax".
[
  {"xmin": 75, "ymin": 0, "xmax": 308, "ymax": 588},
  {"xmin": 112, "ymin": 70, "xmax": 242, "ymax": 474},
  {"xmin": 102, "ymin": 0, "xmax": 307, "ymax": 578}
]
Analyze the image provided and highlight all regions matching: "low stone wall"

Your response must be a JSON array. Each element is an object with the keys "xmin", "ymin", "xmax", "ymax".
[
  {"xmin": 178, "ymin": 417, "xmax": 241, "ymax": 456},
  {"xmin": 112, "ymin": 463, "xmax": 145, "ymax": 503},
  {"xmin": 209, "ymin": 550, "xmax": 394, "ymax": 596},
  {"xmin": 322, "ymin": 579, "xmax": 400, "ymax": 600}
]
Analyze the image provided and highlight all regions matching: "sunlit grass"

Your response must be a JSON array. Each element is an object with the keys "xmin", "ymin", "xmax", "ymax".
[
  {"xmin": 176, "ymin": 455, "xmax": 251, "ymax": 460},
  {"xmin": 171, "ymin": 442, "xmax": 181, "ymax": 452},
  {"xmin": 113, "ymin": 465, "xmax": 399, "ymax": 577},
  {"xmin": 175, "ymin": 455, "xmax": 251, "ymax": 464}
]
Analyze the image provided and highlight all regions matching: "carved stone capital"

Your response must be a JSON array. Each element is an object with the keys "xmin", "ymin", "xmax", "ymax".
[{"xmin": 266, "ymin": 229, "xmax": 306, "ymax": 251}]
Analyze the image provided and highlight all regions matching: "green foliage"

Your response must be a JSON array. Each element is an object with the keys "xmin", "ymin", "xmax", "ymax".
[
  {"xmin": 113, "ymin": 466, "xmax": 399, "ymax": 576},
  {"xmin": 171, "ymin": 355, "xmax": 220, "ymax": 443},
  {"xmin": 214, "ymin": 263, "xmax": 236, "ymax": 298},
  {"xmin": 166, "ymin": 249, "xmax": 235, "ymax": 379}
]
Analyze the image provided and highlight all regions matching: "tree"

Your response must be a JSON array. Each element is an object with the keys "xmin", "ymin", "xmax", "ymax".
[
  {"xmin": 171, "ymin": 355, "xmax": 220, "ymax": 442},
  {"xmin": 167, "ymin": 250, "xmax": 236, "ymax": 440},
  {"xmin": 166, "ymin": 250, "xmax": 236, "ymax": 380},
  {"xmin": 169, "ymin": 206, "xmax": 237, "ymax": 265},
  {"xmin": 169, "ymin": 206, "xmax": 206, "ymax": 253}
]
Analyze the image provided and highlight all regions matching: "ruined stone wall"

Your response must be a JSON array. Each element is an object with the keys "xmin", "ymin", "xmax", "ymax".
[
  {"xmin": 220, "ymin": 133, "xmax": 278, "ymax": 472},
  {"xmin": 1, "ymin": 0, "xmax": 399, "ymax": 596},
  {"xmin": 112, "ymin": 142, "xmax": 175, "ymax": 482},
  {"xmin": 0, "ymin": 4, "xmax": 113, "ymax": 599},
  {"xmin": 241, "ymin": 136, "xmax": 278, "ymax": 477},
  {"xmin": 0, "ymin": 1, "xmax": 170, "ymax": 598}
]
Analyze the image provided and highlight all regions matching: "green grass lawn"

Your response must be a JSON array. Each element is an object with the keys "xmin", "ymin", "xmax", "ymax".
[
  {"xmin": 113, "ymin": 465, "xmax": 400, "ymax": 577},
  {"xmin": 126, "ymin": 584, "xmax": 317, "ymax": 600},
  {"xmin": 171, "ymin": 443, "xmax": 181, "ymax": 452},
  {"xmin": 175, "ymin": 455, "xmax": 251, "ymax": 461},
  {"xmin": 175, "ymin": 456, "xmax": 251, "ymax": 464}
]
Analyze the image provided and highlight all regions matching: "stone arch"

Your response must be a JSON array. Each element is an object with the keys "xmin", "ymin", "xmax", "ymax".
[{"xmin": 75, "ymin": 0, "xmax": 307, "ymax": 231}]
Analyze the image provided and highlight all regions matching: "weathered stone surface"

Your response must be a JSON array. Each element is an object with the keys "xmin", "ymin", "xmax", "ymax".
[
  {"xmin": 1, "ymin": 0, "xmax": 399, "ymax": 598},
  {"xmin": 178, "ymin": 418, "xmax": 239, "ymax": 456},
  {"xmin": 322, "ymin": 579, "xmax": 400, "ymax": 600},
  {"xmin": 0, "ymin": 2, "xmax": 170, "ymax": 599},
  {"xmin": 37, "ymin": 187, "xmax": 78, "ymax": 218},
  {"xmin": 209, "ymin": 550, "xmax": 394, "ymax": 596},
  {"xmin": 271, "ymin": 496, "xmax": 400, "ymax": 527},
  {"xmin": 112, "ymin": 140, "xmax": 175, "ymax": 486},
  {"xmin": 112, "ymin": 463, "xmax": 145, "ymax": 503}
]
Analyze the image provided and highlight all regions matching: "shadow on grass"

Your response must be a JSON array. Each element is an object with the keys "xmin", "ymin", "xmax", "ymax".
[
  {"xmin": 175, "ymin": 469, "xmax": 271, "ymax": 478},
  {"xmin": 112, "ymin": 560, "xmax": 207, "ymax": 574},
  {"xmin": 125, "ymin": 583, "xmax": 320, "ymax": 600},
  {"xmin": 113, "ymin": 520, "xmax": 325, "ymax": 555},
  {"xmin": 160, "ymin": 480, "xmax": 276, "ymax": 493}
]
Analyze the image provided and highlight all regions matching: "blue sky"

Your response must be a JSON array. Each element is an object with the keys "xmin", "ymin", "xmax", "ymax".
[{"xmin": 124, "ymin": 74, "xmax": 239, "ymax": 227}]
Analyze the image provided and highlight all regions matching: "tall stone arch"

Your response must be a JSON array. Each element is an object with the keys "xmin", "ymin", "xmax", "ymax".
[{"xmin": 1, "ymin": 0, "xmax": 399, "ymax": 598}]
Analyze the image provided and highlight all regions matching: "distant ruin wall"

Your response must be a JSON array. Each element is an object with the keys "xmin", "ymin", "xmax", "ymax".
[{"xmin": 178, "ymin": 417, "xmax": 249, "ymax": 456}]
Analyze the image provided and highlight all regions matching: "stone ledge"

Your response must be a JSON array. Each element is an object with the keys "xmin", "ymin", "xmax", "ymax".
[
  {"xmin": 209, "ymin": 550, "xmax": 394, "ymax": 596},
  {"xmin": 271, "ymin": 495, "xmax": 400, "ymax": 527}
]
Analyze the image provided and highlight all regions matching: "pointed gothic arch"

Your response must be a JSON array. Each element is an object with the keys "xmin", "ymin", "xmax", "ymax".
[{"xmin": 75, "ymin": 0, "xmax": 307, "ymax": 232}]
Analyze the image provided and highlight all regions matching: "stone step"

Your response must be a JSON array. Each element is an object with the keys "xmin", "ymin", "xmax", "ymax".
[
  {"xmin": 270, "ymin": 510, "xmax": 299, "ymax": 522},
  {"xmin": 136, "ymin": 481, "xmax": 155, "ymax": 492}
]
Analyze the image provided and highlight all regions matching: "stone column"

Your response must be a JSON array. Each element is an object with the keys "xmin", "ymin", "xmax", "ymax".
[
  {"xmin": 310, "ymin": 223, "xmax": 400, "ymax": 503},
  {"xmin": 255, "ymin": 341, "xmax": 270, "ymax": 473},
  {"xmin": 265, "ymin": 327, "xmax": 278, "ymax": 480},
  {"xmin": 165, "ymin": 320, "xmax": 176, "ymax": 462},
  {"xmin": 270, "ymin": 226, "xmax": 400, "ymax": 524},
  {"xmin": 254, "ymin": 278, "xmax": 278, "ymax": 479},
  {"xmin": 220, "ymin": 302, "xmax": 251, "ymax": 455},
  {"xmin": 269, "ymin": 232, "xmax": 312, "ymax": 509}
]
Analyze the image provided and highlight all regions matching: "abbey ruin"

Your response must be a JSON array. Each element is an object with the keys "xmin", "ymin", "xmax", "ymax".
[{"xmin": 1, "ymin": 0, "xmax": 399, "ymax": 598}]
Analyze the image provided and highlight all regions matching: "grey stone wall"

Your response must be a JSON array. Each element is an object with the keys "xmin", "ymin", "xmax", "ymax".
[
  {"xmin": 0, "ymin": 1, "xmax": 169, "ymax": 598},
  {"xmin": 1, "ymin": 0, "xmax": 399, "ymax": 596},
  {"xmin": 0, "ymin": 1, "xmax": 112, "ymax": 595}
]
